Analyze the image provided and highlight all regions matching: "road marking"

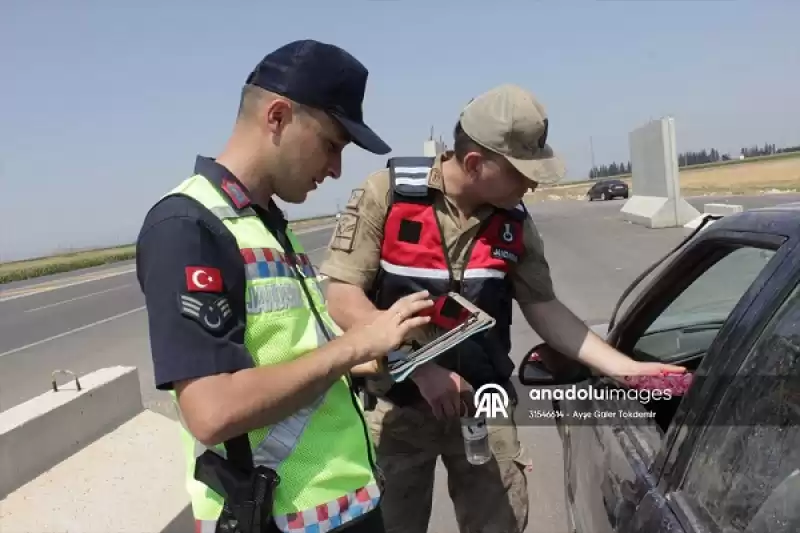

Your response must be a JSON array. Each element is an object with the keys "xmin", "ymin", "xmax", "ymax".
[
  {"xmin": 0, "ymin": 306, "xmax": 145, "ymax": 359},
  {"xmin": 0, "ymin": 266, "xmax": 136, "ymax": 302},
  {"xmin": 294, "ymin": 223, "xmax": 336, "ymax": 235},
  {"xmin": 24, "ymin": 284, "xmax": 133, "ymax": 313}
]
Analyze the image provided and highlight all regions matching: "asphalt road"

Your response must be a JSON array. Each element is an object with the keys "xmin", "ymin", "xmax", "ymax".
[
  {"xmin": 0, "ymin": 224, "xmax": 336, "ymax": 414},
  {"xmin": 1, "ymin": 194, "xmax": 798, "ymax": 533}
]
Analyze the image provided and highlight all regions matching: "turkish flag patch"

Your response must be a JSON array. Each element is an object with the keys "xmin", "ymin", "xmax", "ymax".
[{"xmin": 185, "ymin": 266, "xmax": 223, "ymax": 293}]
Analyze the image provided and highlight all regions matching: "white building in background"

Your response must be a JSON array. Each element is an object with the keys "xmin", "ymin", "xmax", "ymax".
[
  {"xmin": 423, "ymin": 138, "xmax": 445, "ymax": 157},
  {"xmin": 423, "ymin": 127, "xmax": 447, "ymax": 156}
]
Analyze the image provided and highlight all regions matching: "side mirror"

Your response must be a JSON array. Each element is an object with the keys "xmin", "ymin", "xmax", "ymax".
[{"xmin": 518, "ymin": 343, "xmax": 591, "ymax": 386}]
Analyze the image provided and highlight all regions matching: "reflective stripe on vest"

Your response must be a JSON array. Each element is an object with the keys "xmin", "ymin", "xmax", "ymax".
[
  {"xmin": 195, "ymin": 481, "xmax": 382, "ymax": 533},
  {"xmin": 378, "ymin": 259, "xmax": 508, "ymax": 280},
  {"xmin": 163, "ymin": 174, "xmax": 380, "ymax": 532},
  {"xmin": 209, "ymin": 205, "xmax": 257, "ymax": 220},
  {"xmin": 386, "ymin": 156, "xmax": 433, "ymax": 196}
]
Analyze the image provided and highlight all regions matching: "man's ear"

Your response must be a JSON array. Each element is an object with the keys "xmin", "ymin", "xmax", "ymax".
[
  {"xmin": 263, "ymin": 97, "xmax": 295, "ymax": 135},
  {"xmin": 461, "ymin": 151, "xmax": 484, "ymax": 178}
]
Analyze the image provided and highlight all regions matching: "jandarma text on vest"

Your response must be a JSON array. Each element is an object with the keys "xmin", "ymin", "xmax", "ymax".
[{"xmin": 246, "ymin": 281, "xmax": 324, "ymax": 314}]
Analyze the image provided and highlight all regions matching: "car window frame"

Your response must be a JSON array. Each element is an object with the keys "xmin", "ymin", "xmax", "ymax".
[
  {"xmin": 553, "ymin": 229, "xmax": 790, "ymax": 532},
  {"xmin": 650, "ymin": 232, "xmax": 795, "ymax": 476},
  {"xmin": 609, "ymin": 230, "xmax": 787, "ymax": 352},
  {"xmin": 585, "ymin": 227, "xmax": 796, "ymax": 533},
  {"xmin": 604, "ymin": 227, "xmax": 793, "ymax": 479},
  {"xmin": 627, "ymin": 244, "xmax": 780, "ymax": 362},
  {"xmin": 659, "ymin": 248, "xmax": 800, "ymax": 533}
]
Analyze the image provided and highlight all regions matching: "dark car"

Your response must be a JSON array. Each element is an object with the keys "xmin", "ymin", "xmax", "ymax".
[
  {"xmin": 587, "ymin": 179, "xmax": 629, "ymax": 201},
  {"xmin": 519, "ymin": 204, "xmax": 800, "ymax": 533}
]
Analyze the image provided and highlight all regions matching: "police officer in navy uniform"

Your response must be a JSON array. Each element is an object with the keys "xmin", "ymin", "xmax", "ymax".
[
  {"xmin": 320, "ymin": 84, "xmax": 687, "ymax": 533},
  {"xmin": 135, "ymin": 40, "xmax": 435, "ymax": 533}
]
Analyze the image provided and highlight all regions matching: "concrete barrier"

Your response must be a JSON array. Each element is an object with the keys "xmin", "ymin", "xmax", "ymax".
[
  {"xmin": 703, "ymin": 202, "xmax": 744, "ymax": 216},
  {"xmin": 684, "ymin": 203, "xmax": 744, "ymax": 230},
  {"xmin": 0, "ymin": 366, "xmax": 143, "ymax": 499},
  {"xmin": 1, "ymin": 409, "xmax": 192, "ymax": 533},
  {"xmin": 620, "ymin": 117, "xmax": 701, "ymax": 228}
]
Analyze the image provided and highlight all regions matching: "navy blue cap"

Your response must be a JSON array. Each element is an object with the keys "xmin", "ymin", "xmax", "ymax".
[{"xmin": 246, "ymin": 40, "xmax": 391, "ymax": 155}]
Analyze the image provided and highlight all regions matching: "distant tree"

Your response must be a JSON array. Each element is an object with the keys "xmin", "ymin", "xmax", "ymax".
[
  {"xmin": 589, "ymin": 160, "xmax": 632, "ymax": 179},
  {"xmin": 589, "ymin": 141, "xmax": 798, "ymax": 179}
]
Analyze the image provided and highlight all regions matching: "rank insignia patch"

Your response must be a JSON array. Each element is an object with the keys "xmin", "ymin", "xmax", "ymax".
[{"xmin": 178, "ymin": 293, "xmax": 233, "ymax": 334}]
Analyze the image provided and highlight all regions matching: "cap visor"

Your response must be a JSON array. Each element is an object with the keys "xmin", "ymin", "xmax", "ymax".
[
  {"xmin": 332, "ymin": 113, "xmax": 391, "ymax": 155},
  {"xmin": 506, "ymin": 144, "xmax": 566, "ymax": 185}
]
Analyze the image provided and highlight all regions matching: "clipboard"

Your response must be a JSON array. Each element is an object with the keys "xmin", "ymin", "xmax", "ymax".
[{"xmin": 386, "ymin": 292, "xmax": 496, "ymax": 383}]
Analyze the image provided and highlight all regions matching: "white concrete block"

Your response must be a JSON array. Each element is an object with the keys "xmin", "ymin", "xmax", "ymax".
[
  {"xmin": 704, "ymin": 203, "xmax": 744, "ymax": 216},
  {"xmin": 620, "ymin": 195, "xmax": 701, "ymax": 229},
  {"xmin": 0, "ymin": 410, "xmax": 192, "ymax": 533},
  {"xmin": 622, "ymin": 117, "xmax": 701, "ymax": 228},
  {"xmin": 0, "ymin": 366, "xmax": 143, "ymax": 499}
]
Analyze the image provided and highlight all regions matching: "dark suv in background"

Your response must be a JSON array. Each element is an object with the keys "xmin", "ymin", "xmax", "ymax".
[{"xmin": 587, "ymin": 179, "xmax": 629, "ymax": 201}]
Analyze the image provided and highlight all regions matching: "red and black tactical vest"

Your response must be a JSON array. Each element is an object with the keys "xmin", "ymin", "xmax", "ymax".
[{"xmin": 368, "ymin": 156, "xmax": 528, "ymax": 402}]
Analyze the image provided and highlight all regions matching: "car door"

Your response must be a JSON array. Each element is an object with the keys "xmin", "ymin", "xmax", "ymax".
[
  {"xmin": 633, "ymin": 264, "xmax": 800, "ymax": 533},
  {"xmin": 558, "ymin": 231, "xmax": 791, "ymax": 533}
]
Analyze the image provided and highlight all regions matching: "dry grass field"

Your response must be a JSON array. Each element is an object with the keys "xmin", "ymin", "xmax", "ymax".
[
  {"xmin": 0, "ymin": 216, "xmax": 338, "ymax": 284},
  {"xmin": 526, "ymin": 153, "xmax": 800, "ymax": 203},
  {"xmin": 0, "ymin": 245, "xmax": 137, "ymax": 284}
]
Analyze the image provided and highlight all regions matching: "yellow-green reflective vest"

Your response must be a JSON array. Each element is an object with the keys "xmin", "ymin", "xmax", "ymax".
[{"xmin": 164, "ymin": 173, "xmax": 381, "ymax": 532}]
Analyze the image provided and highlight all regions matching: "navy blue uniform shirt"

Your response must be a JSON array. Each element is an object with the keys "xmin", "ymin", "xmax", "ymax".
[{"xmin": 135, "ymin": 156, "xmax": 290, "ymax": 390}]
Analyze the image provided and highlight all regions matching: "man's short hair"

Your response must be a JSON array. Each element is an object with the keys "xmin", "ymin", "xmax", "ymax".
[
  {"xmin": 452, "ymin": 121, "xmax": 498, "ymax": 162},
  {"xmin": 236, "ymin": 84, "xmax": 313, "ymax": 121}
]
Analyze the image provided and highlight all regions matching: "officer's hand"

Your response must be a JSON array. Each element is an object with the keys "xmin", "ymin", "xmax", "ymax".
[
  {"xmin": 348, "ymin": 291, "xmax": 434, "ymax": 363},
  {"xmin": 410, "ymin": 363, "xmax": 473, "ymax": 420},
  {"xmin": 349, "ymin": 360, "xmax": 381, "ymax": 376}
]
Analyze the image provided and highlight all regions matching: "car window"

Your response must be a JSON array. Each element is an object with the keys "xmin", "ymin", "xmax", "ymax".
[
  {"xmin": 675, "ymin": 282, "xmax": 800, "ymax": 532},
  {"xmin": 633, "ymin": 246, "xmax": 776, "ymax": 362}
]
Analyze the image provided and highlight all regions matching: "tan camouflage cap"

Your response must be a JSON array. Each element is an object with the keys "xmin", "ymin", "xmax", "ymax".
[{"xmin": 460, "ymin": 84, "xmax": 565, "ymax": 184}]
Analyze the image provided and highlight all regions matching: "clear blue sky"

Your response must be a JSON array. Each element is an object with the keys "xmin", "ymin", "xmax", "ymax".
[{"xmin": 2, "ymin": 1, "xmax": 798, "ymax": 262}]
